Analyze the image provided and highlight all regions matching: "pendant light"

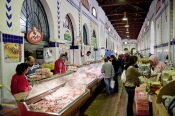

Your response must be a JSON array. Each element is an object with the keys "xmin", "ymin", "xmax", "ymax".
[
  {"xmin": 122, "ymin": 12, "xmax": 128, "ymax": 21},
  {"xmin": 125, "ymin": 20, "xmax": 129, "ymax": 27}
]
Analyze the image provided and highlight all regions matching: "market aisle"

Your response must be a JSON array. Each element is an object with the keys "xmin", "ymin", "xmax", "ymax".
[{"xmin": 80, "ymin": 78, "xmax": 125, "ymax": 116}]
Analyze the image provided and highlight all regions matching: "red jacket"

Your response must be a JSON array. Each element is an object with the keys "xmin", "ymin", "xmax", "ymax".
[
  {"xmin": 53, "ymin": 59, "xmax": 66, "ymax": 74},
  {"xmin": 11, "ymin": 74, "xmax": 29, "ymax": 95}
]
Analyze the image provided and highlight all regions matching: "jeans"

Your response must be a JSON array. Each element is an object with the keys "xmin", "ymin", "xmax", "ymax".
[
  {"xmin": 113, "ymin": 74, "xmax": 119, "ymax": 93},
  {"xmin": 104, "ymin": 78, "xmax": 112, "ymax": 94},
  {"xmin": 125, "ymin": 87, "xmax": 135, "ymax": 116}
]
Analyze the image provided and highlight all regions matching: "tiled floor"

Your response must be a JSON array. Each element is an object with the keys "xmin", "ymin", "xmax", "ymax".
[{"xmin": 80, "ymin": 78, "xmax": 128, "ymax": 116}]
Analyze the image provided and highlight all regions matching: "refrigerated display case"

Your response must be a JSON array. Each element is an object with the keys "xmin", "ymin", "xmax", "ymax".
[
  {"xmin": 14, "ymin": 72, "xmax": 90, "ymax": 116},
  {"xmin": 0, "ymin": 85, "xmax": 21, "ymax": 116}
]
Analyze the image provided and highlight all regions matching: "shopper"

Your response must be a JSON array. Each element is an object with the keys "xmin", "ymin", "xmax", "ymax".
[
  {"xmin": 101, "ymin": 58, "xmax": 115, "ymax": 94},
  {"xmin": 118, "ymin": 54, "xmax": 125, "ymax": 73},
  {"xmin": 110, "ymin": 55, "xmax": 119, "ymax": 93},
  {"xmin": 149, "ymin": 55, "xmax": 166, "ymax": 73},
  {"xmin": 11, "ymin": 63, "xmax": 30, "ymax": 95},
  {"xmin": 124, "ymin": 56, "xmax": 142, "ymax": 116},
  {"xmin": 26, "ymin": 56, "xmax": 41, "ymax": 76},
  {"xmin": 54, "ymin": 54, "xmax": 66, "ymax": 74}
]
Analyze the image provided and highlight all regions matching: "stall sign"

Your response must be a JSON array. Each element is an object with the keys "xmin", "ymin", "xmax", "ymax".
[
  {"xmin": 64, "ymin": 29, "xmax": 71, "ymax": 43},
  {"xmin": 59, "ymin": 44, "xmax": 66, "ymax": 53},
  {"xmin": 4, "ymin": 43, "xmax": 22, "ymax": 62},
  {"xmin": 27, "ymin": 26, "xmax": 43, "ymax": 44},
  {"xmin": 92, "ymin": 37, "xmax": 97, "ymax": 48}
]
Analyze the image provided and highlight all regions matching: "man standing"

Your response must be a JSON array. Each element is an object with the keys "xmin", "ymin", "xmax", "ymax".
[
  {"xmin": 86, "ymin": 51, "xmax": 94, "ymax": 63},
  {"xmin": 26, "ymin": 56, "xmax": 41, "ymax": 76},
  {"xmin": 101, "ymin": 58, "xmax": 115, "ymax": 94},
  {"xmin": 54, "ymin": 54, "xmax": 66, "ymax": 74},
  {"xmin": 110, "ymin": 55, "xmax": 119, "ymax": 93}
]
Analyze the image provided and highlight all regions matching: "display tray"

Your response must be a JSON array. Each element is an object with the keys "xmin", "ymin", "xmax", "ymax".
[
  {"xmin": 28, "ymin": 71, "xmax": 74, "ymax": 84},
  {"xmin": 17, "ymin": 90, "xmax": 90, "ymax": 116}
]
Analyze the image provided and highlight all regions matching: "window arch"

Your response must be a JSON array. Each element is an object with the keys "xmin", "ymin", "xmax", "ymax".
[
  {"xmin": 93, "ymin": 30, "xmax": 96, "ymax": 38},
  {"xmin": 20, "ymin": 0, "xmax": 50, "ymax": 42},
  {"xmin": 83, "ymin": 25, "xmax": 88, "ymax": 45},
  {"xmin": 81, "ymin": 0, "xmax": 90, "ymax": 11},
  {"xmin": 92, "ymin": 7, "xmax": 97, "ymax": 18},
  {"xmin": 63, "ymin": 15, "xmax": 74, "ymax": 46}
]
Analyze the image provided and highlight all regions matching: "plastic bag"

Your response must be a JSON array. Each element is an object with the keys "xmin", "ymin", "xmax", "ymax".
[
  {"xmin": 110, "ymin": 78, "xmax": 115, "ymax": 89},
  {"xmin": 121, "ymin": 70, "xmax": 126, "ymax": 83}
]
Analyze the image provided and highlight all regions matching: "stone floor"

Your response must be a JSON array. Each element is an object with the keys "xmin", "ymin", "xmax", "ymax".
[{"xmin": 80, "ymin": 78, "xmax": 128, "ymax": 116}]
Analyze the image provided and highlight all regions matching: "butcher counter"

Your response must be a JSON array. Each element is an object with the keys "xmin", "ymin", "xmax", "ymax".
[{"xmin": 12, "ymin": 62, "xmax": 104, "ymax": 116}]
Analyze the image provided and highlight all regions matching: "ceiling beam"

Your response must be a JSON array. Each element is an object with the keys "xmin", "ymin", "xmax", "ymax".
[
  {"xmin": 113, "ymin": 22, "xmax": 143, "ymax": 25},
  {"xmin": 107, "ymin": 11, "xmax": 148, "ymax": 16},
  {"xmin": 109, "ymin": 17, "xmax": 145, "ymax": 21},
  {"xmin": 99, "ymin": 0, "xmax": 152, "ymax": 7}
]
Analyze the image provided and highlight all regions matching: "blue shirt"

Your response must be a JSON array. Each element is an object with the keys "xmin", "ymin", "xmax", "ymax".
[{"xmin": 26, "ymin": 63, "xmax": 41, "ymax": 76}]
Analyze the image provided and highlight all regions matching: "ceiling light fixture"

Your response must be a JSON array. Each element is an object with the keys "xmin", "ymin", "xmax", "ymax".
[
  {"xmin": 122, "ymin": 12, "xmax": 128, "ymax": 21},
  {"xmin": 127, "ymin": 35, "xmax": 130, "ymax": 37},
  {"xmin": 126, "ymin": 31, "xmax": 129, "ymax": 33},
  {"xmin": 125, "ymin": 20, "xmax": 129, "ymax": 27}
]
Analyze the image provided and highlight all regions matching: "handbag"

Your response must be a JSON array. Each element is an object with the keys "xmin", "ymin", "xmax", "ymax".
[
  {"xmin": 110, "ymin": 78, "xmax": 115, "ymax": 89},
  {"xmin": 121, "ymin": 70, "xmax": 126, "ymax": 83}
]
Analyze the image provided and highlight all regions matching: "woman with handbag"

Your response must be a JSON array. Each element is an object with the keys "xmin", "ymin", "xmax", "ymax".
[{"xmin": 124, "ymin": 56, "xmax": 142, "ymax": 116}]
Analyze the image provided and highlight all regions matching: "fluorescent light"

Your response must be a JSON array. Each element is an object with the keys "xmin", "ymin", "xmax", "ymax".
[
  {"xmin": 127, "ymin": 35, "xmax": 130, "ymax": 37},
  {"xmin": 126, "ymin": 31, "xmax": 129, "ymax": 33}
]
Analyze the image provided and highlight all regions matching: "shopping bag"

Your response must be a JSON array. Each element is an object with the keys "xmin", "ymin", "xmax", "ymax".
[
  {"xmin": 121, "ymin": 70, "xmax": 126, "ymax": 83},
  {"xmin": 110, "ymin": 78, "xmax": 115, "ymax": 89}
]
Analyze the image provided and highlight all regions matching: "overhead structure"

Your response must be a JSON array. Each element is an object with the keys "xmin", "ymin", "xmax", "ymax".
[{"xmin": 97, "ymin": 0, "xmax": 153, "ymax": 39}]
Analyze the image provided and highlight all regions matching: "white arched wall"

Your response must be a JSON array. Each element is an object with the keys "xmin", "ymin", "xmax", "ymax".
[
  {"xmin": 150, "ymin": 21, "xmax": 155, "ymax": 54},
  {"xmin": 41, "ymin": 0, "xmax": 56, "ymax": 41},
  {"xmin": 100, "ymin": 25, "xmax": 105, "ymax": 47}
]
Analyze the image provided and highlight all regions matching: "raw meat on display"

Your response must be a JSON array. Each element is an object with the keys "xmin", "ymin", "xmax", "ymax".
[{"xmin": 28, "ymin": 85, "xmax": 86, "ymax": 113}]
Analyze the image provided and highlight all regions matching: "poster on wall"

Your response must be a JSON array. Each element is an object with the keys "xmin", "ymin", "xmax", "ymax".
[
  {"xmin": 4, "ymin": 43, "xmax": 22, "ymax": 63},
  {"xmin": 92, "ymin": 37, "xmax": 97, "ymax": 48},
  {"xmin": 64, "ymin": 29, "xmax": 72, "ymax": 44},
  {"xmin": 59, "ymin": 44, "xmax": 66, "ymax": 53}
]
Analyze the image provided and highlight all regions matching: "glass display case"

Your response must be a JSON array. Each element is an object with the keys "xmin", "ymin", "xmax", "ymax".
[
  {"xmin": 14, "ymin": 72, "xmax": 90, "ymax": 116},
  {"xmin": 0, "ymin": 85, "xmax": 21, "ymax": 116}
]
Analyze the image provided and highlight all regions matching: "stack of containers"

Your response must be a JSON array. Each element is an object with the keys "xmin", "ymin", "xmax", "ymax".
[{"xmin": 135, "ymin": 84, "xmax": 149, "ymax": 116}]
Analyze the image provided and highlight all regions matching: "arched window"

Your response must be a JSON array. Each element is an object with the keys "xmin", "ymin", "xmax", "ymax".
[
  {"xmin": 81, "ymin": 0, "xmax": 90, "ymax": 11},
  {"xmin": 124, "ymin": 48, "xmax": 128, "ymax": 51},
  {"xmin": 92, "ymin": 7, "xmax": 97, "ymax": 18},
  {"xmin": 83, "ymin": 25, "xmax": 88, "ymax": 45},
  {"xmin": 93, "ymin": 30, "xmax": 96, "ymax": 38},
  {"xmin": 20, "ymin": 0, "xmax": 50, "ymax": 42},
  {"xmin": 63, "ymin": 15, "xmax": 74, "ymax": 46}
]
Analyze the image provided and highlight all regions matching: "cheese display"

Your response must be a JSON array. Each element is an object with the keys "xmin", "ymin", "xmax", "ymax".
[{"xmin": 42, "ymin": 63, "xmax": 54, "ymax": 70}]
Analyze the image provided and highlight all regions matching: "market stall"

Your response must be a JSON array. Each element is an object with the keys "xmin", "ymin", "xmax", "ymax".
[{"xmin": 12, "ymin": 61, "xmax": 104, "ymax": 116}]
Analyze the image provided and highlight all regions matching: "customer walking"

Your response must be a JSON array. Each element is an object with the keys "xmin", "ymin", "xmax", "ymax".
[
  {"xmin": 124, "ymin": 56, "xmax": 142, "ymax": 116},
  {"xmin": 110, "ymin": 55, "xmax": 119, "ymax": 93},
  {"xmin": 101, "ymin": 58, "xmax": 115, "ymax": 94}
]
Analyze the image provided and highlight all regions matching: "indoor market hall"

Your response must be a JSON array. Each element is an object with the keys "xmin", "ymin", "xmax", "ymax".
[{"xmin": 0, "ymin": 0, "xmax": 175, "ymax": 116}]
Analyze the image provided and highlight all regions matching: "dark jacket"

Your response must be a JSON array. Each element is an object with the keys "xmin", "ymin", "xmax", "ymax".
[{"xmin": 111, "ymin": 59, "xmax": 119, "ymax": 74}]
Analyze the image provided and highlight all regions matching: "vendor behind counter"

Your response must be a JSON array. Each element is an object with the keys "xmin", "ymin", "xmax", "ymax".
[{"xmin": 26, "ymin": 56, "xmax": 41, "ymax": 76}]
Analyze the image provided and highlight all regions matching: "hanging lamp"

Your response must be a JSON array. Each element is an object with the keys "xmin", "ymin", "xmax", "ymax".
[
  {"xmin": 122, "ymin": 12, "xmax": 128, "ymax": 21},
  {"xmin": 125, "ymin": 20, "xmax": 129, "ymax": 27}
]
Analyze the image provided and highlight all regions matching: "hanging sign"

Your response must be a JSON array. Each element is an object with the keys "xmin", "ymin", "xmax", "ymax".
[
  {"xmin": 92, "ymin": 37, "xmax": 97, "ymax": 48},
  {"xmin": 64, "ymin": 29, "xmax": 71, "ymax": 43},
  {"xmin": 27, "ymin": 25, "xmax": 43, "ymax": 44}
]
